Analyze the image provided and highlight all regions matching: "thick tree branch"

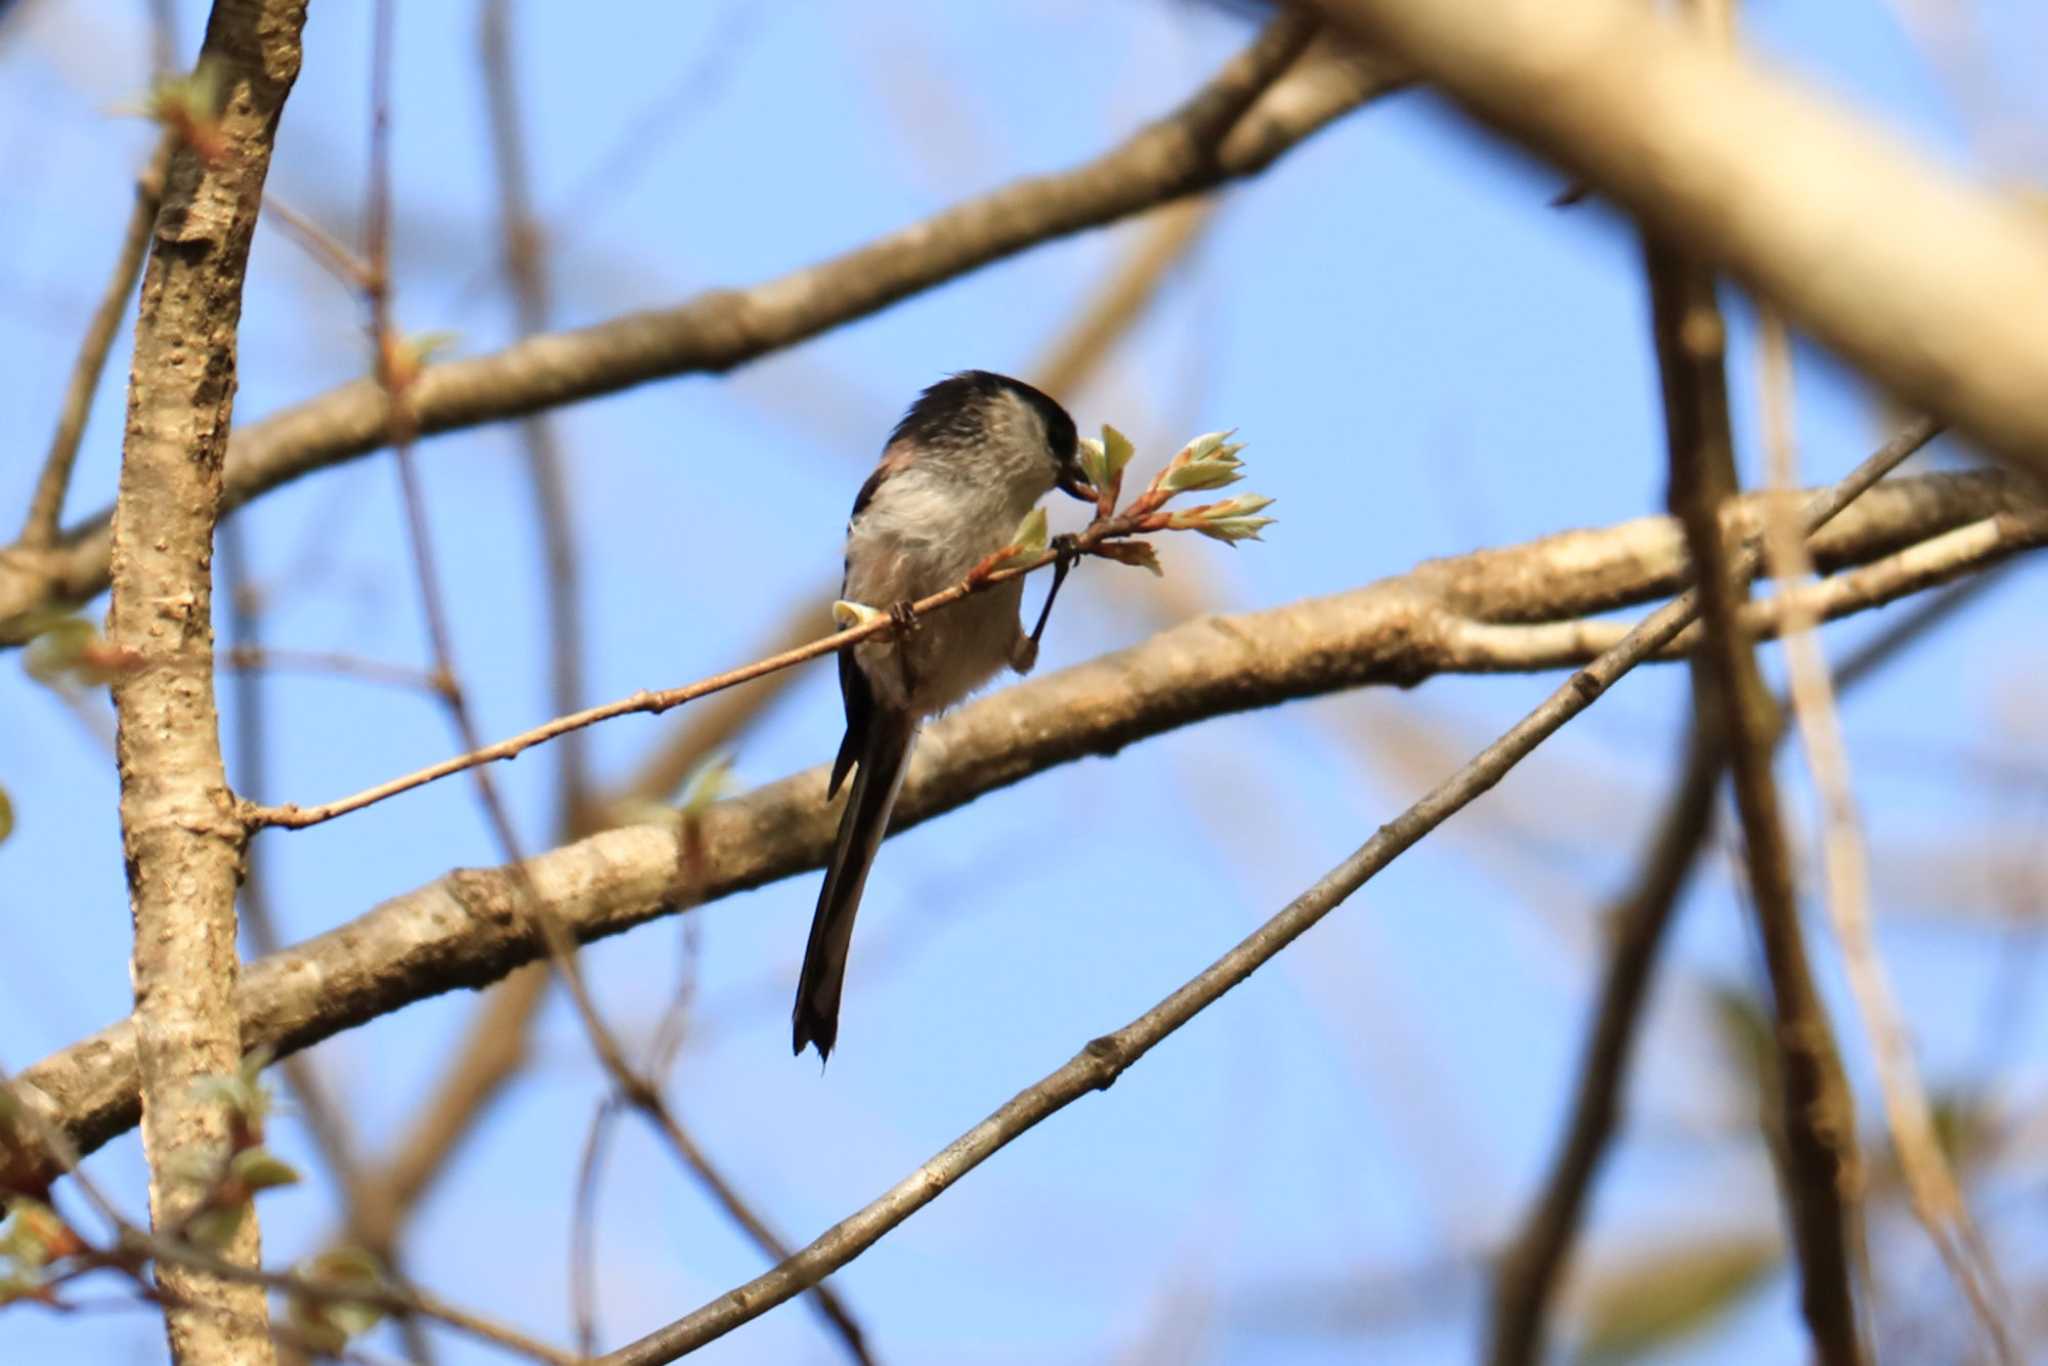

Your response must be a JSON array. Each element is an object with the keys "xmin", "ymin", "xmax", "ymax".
[
  {"xmin": 0, "ymin": 23, "xmax": 1401, "ymax": 641},
  {"xmin": 103, "ymin": 2, "xmax": 307, "ymax": 1362},
  {"xmin": 1306, "ymin": 0, "xmax": 2048, "ymax": 482},
  {"xmin": 11, "ymin": 453, "xmax": 2022, "ymax": 1197},
  {"xmin": 1483, "ymin": 570, "xmax": 1990, "ymax": 1364},
  {"xmin": 590, "ymin": 408, "xmax": 1928, "ymax": 1366}
]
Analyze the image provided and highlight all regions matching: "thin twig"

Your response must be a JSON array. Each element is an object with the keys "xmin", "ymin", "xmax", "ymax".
[
  {"xmin": 0, "ymin": 19, "xmax": 1398, "ymax": 638},
  {"xmin": 606, "ymin": 192, "xmax": 1216, "ymax": 814},
  {"xmin": 21, "ymin": 135, "xmax": 172, "ymax": 549},
  {"xmin": 220, "ymin": 528, "xmax": 440, "ymax": 1366},
  {"xmin": 1755, "ymin": 310, "xmax": 2013, "ymax": 1357},
  {"xmin": 568, "ymin": 1098, "xmax": 621, "ymax": 1357},
  {"xmin": 1485, "ymin": 714, "xmax": 1723, "ymax": 1366},
  {"xmin": 247, "ymin": 500, "xmax": 1220, "ymax": 832},
  {"xmin": 1648, "ymin": 237, "xmax": 1865, "ymax": 1365},
  {"xmin": 218, "ymin": 645, "xmax": 447, "ymax": 692},
  {"xmin": 263, "ymin": 194, "xmax": 376, "ymax": 291},
  {"xmin": 360, "ymin": 19, "xmax": 875, "ymax": 1359},
  {"xmin": 12, "ymin": 437, "xmax": 1984, "ymax": 1192},
  {"xmin": 593, "ymin": 430, "xmax": 1929, "ymax": 1366},
  {"xmin": 480, "ymin": 0, "xmax": 590, "ymax": 831},
  {"xmin": 1484, "ymin": 559, "xmax": 1994, "ymax": 1365}
]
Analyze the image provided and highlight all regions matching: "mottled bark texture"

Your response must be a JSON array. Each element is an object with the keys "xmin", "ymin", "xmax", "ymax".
[
  {"xmin": 105, "ymin": 2, "xmax": 307, "ymax": 1362},
  {"xmin": 6, "ymin": 463, "xmax": 2028, "ymax": 1196}
]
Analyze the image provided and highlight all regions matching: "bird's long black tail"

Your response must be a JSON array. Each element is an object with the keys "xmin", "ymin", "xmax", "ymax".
[{"xmin": 793, "ymin": 709, "xmax": 917, "ymax": 1060}]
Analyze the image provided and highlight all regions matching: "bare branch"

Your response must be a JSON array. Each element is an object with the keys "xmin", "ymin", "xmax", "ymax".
[
  {"xmin": 479, "ymin": 0, "xmax": 591, "ymax": 831},
  {"xmin": 104, "ymin": 1, "xmax": 308, "ymax": 1359},
  {"xmin": 1484, "ymin": 556, "xmax": 2000, "ymax": 1365},
  {"xmin": 0, "ymin": 20, "xmax": 1400, "ymax": 640},
  {"xmin": 20, "ymin": 136, "xmax": 172, "ymax": 549},
  {"xmin": 3, "ymin": 433, "xmax": 1975, "ymax": 1228},
  {"xmin": 1756, "ymin": 312, "xmax": 2012, "ymax": 1356},
  {"xmin": 1648, "ymin": 236, "xmax": 1864, "ymax": 1364},
  {"xmin": 1305, "ymin": 0, "xmax": 2048, "ymax": 481},
  {"xmin": 591, "ymin": 403, "xmax": 1927, "ymax": 1366},
  {"xmin": 1486, "ymin": 718, "xmax": 1723, "ymax": 1366}
]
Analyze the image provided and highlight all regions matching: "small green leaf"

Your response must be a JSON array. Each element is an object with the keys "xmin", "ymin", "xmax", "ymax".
[
  {"xmin": 1100, "ymin": 424, "xmax": 1136, "ymax": 484},
  {"xmin": 0, "ymin": 785, "xmax": 12, "ymax": 846},
  {"xmin": 677, "ymin": 754, "xmax": 737, "ymax": 814},
  {"xmin": 291, "ymin": 1247, "xmax": 388, "ymax": 1350},
  {"xmin": 1194, "ymin": 517, "xmax": 1274, "ymax": 544},
  {"xmin": 22, "ymin": 619, "xmax": 97, "ymax": 687},
  {"xmin": 1160, "ymin": 460, "xmax": 1244, "ymax": 493},
  {"xmin": 0, "ymin": 1202, "xmax": 63, "ymax": 1268},
  {"xmin": 1008, "ymin": 506, "xmax": 1049, "ymax": 557},
  {"xmin": 229, "ymin": 1146, "xmax": 300, "ymax": 1192},
  {"xmin": 1207, "ymin": 493, "xmax": 1272, "ymax": 519},
  {"xmin": 1076, "ymin": 437, "xmax": 1110, "ymax": 492},
  {"xmin": 1573, "ymin": 1235, "xmax": 1779, "ymax": 1363}
]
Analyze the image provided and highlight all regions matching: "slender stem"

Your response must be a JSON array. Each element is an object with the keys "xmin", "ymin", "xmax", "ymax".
[{"xmin": 596, "ymin": 428, "xmax": 1929, "ymax": 1366}]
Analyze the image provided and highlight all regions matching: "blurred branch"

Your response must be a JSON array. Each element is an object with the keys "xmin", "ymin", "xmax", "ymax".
[
  {"xmin": 223, "ymin": 532, "xmax": 439, "ymax": 1366},
  {"xmin": 242, "ymin": 464, "xmax": 1290, "ymax": 832},
  {"xmin": 248, "ymin": 461, "xmax": 2024, "ymax": 834},
  {"xmin": 605, "ymin": 191, "xmax": 1217, "ymax": 817},
  {"xmin": 1034, "ymin": 198, "xmax": 1216, "ymax": 397},
  {"xmin": 102, "ymin": 0, "xmax": 308, "ymax": 1360},
  {"xmin": 19, "ymin": 135, "xmax": 171, "ymax": 549},
  {"xmin": 590, "ymin": 395, "xmax": 1926, "ymax": 1366},
  {"xmin": 0, "ymin": 19, "xmax": 1399, "ymax": 638},
  {"xmin": 1649, "ymin": 237, "xmax": 1864, "ymax": 1364},
  {"xmin": 1306, "ymin": 0, "xmax": 2048, "ymax": 481},
  {"xmin": 1485, "ymin": 554, "xmax": 1998, "ymax": 1365},
  {"xmin": 1756, "ymin": 312, "xmax": 2012, "ymax": 1357},
  {"xmin": 5, "ymin": 431, "xmax": 1963, "ymax": 1203},
  {"xmin": 1486, "ymin": 709, "xmax": 1724, "ymax": 1366},
  {"xmin": 218, "ymin": 645, "xmax": 447, "ymax": 691},
  {"xmin": 480, "ymin": 0, "xmax": 589, "ymax": 831},
  {"xmin": 1444, "ymin": 503, "xmax": 2048, "ymax": 669}
]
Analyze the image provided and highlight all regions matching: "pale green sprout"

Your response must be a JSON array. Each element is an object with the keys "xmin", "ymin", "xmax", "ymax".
[
  {"xmin": 1007, "ymin": 505, "xmax": 1049, "ymax": 557},
  {"xmin": 228, "ymin": 1146, "xmax": 301, "ymax": 1192},
  {"xmin": 289, "ymin": 1247, "xmax": 389, "ymax": 1353}
]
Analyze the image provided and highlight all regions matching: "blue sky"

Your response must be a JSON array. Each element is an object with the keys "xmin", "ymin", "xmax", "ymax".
[{"xmin": 2, "ymin": 1, "xmax": 2045, "ymax": 1362}]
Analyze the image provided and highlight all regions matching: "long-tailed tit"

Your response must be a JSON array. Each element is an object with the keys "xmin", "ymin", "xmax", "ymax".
[{"xmin": 793, "ymin": 371, "xmax": 1092, "ymax": 1060}]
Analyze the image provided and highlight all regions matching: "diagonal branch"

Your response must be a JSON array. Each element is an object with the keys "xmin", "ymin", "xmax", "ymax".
[
  {"xmin": 1486, "ymin": 709, "xmax": 1724, "ymax": 1366},
  {"xmin": 589, "ymin": 398, "xmax": 1928, "ymax": 1366},
  {"xmin": 1483, "ymin": 568, "xmax": 1993, "ymax": 1365},
  {"xmin": 0, "ymin": 21, "xmax": 1402, "ymax": 640},
  {"xmin": 19, "ymin": 134, "xmax": 173, "ymax": 549},
  {"xmin": 8, "ymin": 436, "xmax": 1996, "ymax": 1222},
  {"xmin": 1306, "ymin": 0, "xmax": 2048, "ymax": 480}
]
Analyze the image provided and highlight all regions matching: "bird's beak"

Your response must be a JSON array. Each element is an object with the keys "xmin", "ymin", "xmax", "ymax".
[{"xmin": 1056, "ymin": 464, "xmax": 1096, "ymax": 502}]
